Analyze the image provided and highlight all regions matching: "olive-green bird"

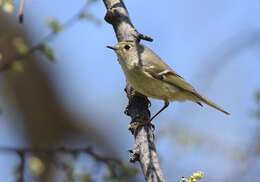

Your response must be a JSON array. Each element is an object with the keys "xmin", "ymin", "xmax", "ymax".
[{"xmin": 107, "ymin": 41, "xmax": 230, "ymax": 121}]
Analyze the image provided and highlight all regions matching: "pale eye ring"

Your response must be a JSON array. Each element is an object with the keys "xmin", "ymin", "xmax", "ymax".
[{"xmin": 124, "ymin": 45, "xmax": 131, "ymax": 50}]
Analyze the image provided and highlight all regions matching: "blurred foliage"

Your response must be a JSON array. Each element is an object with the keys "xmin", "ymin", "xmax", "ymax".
[
  {"xmin": 59, "ymin": 160, "xmax": 93, "ymax": 182},
  {"xmin": 5, "ymin": 149, "xmax": 139, "ymax": 182},
  {"xmin": 0, "ymin": 1, "xmax": 101, "ymax": 72},
  {"xmin": 10, "ymin": 37, "xmax": 29, "ymax": 72},
  {"xmin": 80, "ymin": 174, "xmax": 93, "ymax": 182},
  {"xmin": 0, "ymin": 0, "xmax": 14, "ymax": 13},
  {"xmin": 57, "ymin": 157, "xmax": 138, "ymax": 182},
  {"xmin": 60, "ymin": 160, "xmax": 76, "ymax": 182},
  {"xmin": 13, "ymin": 37, "xmax": 29, "ymax": 55},
  {"xmin": 47, "ymin": 19, "xmax": 62, "ymax": 34},
  {"xmin": 11, "ymin": 60, "xmax": 24, "ymax": 72}
]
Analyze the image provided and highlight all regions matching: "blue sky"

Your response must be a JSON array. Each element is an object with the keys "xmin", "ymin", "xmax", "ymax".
[{"xmin": 0, "ymin": 0, "xmax": 260, "ymax": 181}]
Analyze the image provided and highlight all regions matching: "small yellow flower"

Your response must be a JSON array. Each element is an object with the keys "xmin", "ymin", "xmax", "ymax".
[
  {"xmin": 191, "ymin": 171, "xmax": 204, "ymax": 180},
  {"xmin": 181, "ymin": 171, "xmax": 205, "ymax": 182},
  {"xmin": 29, "ymin": 157, "xmax": 45, "ymax": 176}
]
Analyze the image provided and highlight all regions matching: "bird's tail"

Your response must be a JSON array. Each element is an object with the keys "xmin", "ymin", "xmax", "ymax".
[{"xmin": 193, "ymin": 93, "xmax": 230, "ymax": 115}]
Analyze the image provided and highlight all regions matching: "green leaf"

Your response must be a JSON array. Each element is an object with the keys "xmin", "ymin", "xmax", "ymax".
[
  {"xmin": 11, "ymin": 60, "xmax": 24, "ymax": 72},
  {"xmin": 47, "ymin": 19, "xmax": 62, "ymax": 33},
  {"xmin": 39, "ymin": 44, "xmax": 55, "ymax": 62},
  {"xmin": 13, "ymin": 37, "xmax": 29, "ymax": 55}
]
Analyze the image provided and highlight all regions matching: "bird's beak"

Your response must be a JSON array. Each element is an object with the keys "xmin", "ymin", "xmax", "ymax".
[{"xmin": 106, "ymin": 45, "xmax": 117, "ymax": 51}]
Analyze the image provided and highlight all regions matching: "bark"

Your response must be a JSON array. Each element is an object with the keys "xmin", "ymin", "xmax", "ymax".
[{"xmin": 102, "ymin": 0, "xmax": 165, "ymax": 181}]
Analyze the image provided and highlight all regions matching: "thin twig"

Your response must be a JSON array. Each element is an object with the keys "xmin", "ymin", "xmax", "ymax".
[
  {"xmin": 0, "ymin": 146, "xmax": 121, "ymax": 164},
  {"xmin": 18, "ymin": 0, "xmax": 26, "ymax": 23},
  {"xmin": 0, "ymin": 1, "xmax": 93, "ymax": 72}
]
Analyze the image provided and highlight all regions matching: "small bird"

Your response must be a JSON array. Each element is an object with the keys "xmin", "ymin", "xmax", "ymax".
[{"xmin": 107, "ymin": 40, "xmax": 230, "ymax": 121}]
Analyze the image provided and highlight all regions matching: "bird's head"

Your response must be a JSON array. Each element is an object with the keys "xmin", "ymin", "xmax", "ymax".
[{"xmin": 107, "ymin": 40, "xmax": 139, "ymax": 62}]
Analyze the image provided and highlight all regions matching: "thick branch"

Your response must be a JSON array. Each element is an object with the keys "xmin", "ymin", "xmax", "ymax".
[{"xmin": 102, "ymin": 0, "xmax": 165, "ymax": 181}]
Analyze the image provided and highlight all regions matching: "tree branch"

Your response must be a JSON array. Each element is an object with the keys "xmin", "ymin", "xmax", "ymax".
[
  {"xmin": 0, "ymin": 146, "xmax": 130, "ymax": 181},
  {"xmin": 102, "ymin": 0, "xmax": 165, "ymax": 181}
]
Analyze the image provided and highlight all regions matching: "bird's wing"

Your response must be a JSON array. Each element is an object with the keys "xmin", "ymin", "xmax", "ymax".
[
  {"xmin": 140, "ymin": 45, "xmax": 230, "ymax": 115},
  {"xmin": 140, "ymin": 46, "xmax": 197, "ymax": 93}
]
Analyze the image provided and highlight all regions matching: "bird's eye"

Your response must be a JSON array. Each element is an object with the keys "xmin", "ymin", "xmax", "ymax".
[{"xmin": 124, "ymin": 45, "xmax": 131, "ymax": 50}]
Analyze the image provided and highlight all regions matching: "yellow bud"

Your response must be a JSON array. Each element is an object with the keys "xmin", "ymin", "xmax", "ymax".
[
  {"xmin": 2, "ymin": 1, "xmax": 14, "ymax": 13},
  {"xmin": 29, "ymin": 157, "xmax": 45, "ymax": 176}
]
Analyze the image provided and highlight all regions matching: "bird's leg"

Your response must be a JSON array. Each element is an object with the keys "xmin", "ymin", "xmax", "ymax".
[{"xmin": 150, "ymin": 100, "xmax": 169, "ymax": 122}]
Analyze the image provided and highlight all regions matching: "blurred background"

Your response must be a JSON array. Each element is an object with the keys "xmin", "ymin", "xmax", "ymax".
[{"xmin": 0, "ymin": 0, "xmax": 260, "ymax": 181}]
